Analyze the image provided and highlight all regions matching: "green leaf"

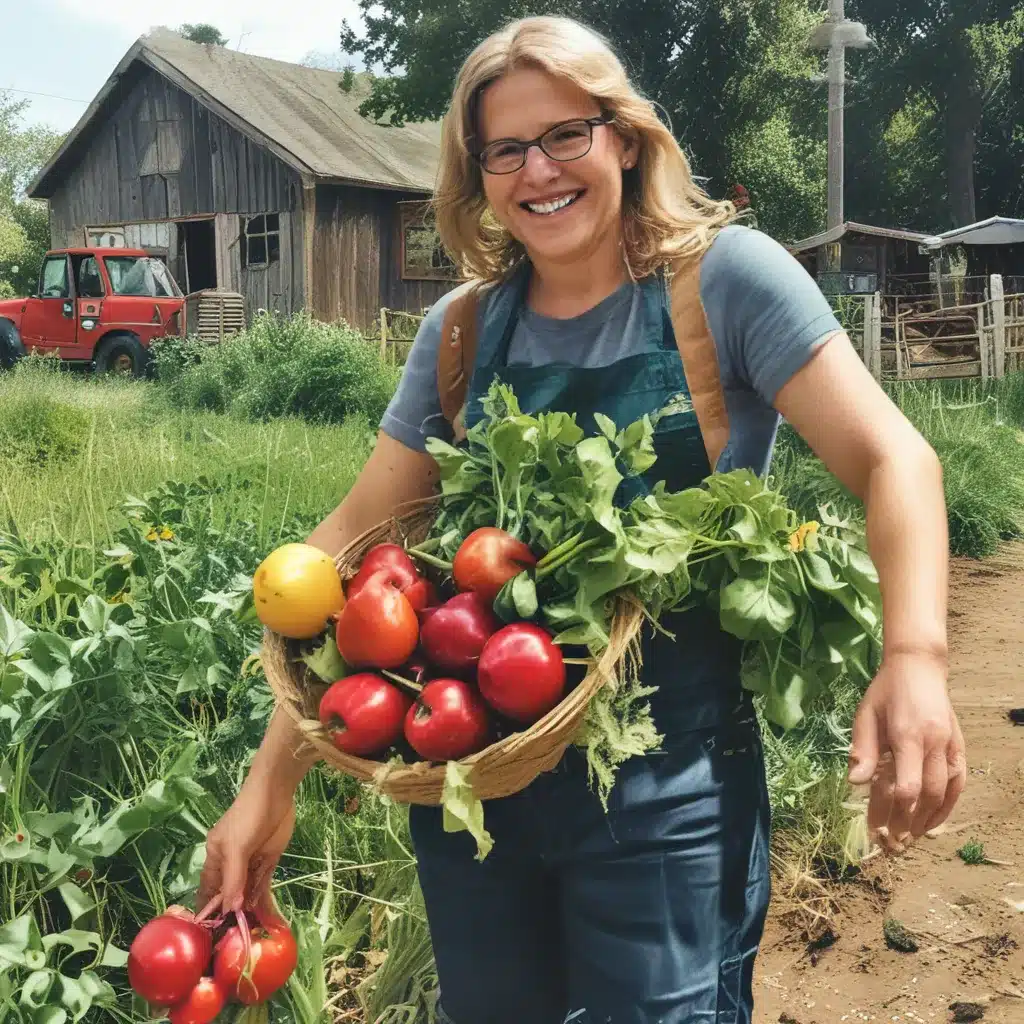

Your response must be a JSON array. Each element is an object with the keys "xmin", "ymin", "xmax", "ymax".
[
  {"xmin": 99, "ymin": 943, "xmax": 129, "ymax": 969},
  {"xmin": 575, "ymin": 436, "xmax": 623, "ymax": 533},
  {"xmin": 33, "ymin": 1009, "xmax": 68, "ymax": 1024},
  {"xmin": 41, "ymin": 931, "xmax": 102, "ymax": 957},
  {"xmin": 719, "ymin": 570, "xmax": 796, "ymax": 640},
  {"xmin": 300, "ymin": 636, "xmax": 349, "ymax": 684},
  {"xmin": 176, "ymin": 663, "xmax": 203, "ymax": 695},
  {"xmin": 53, "ymin": 579, "xmax": 92, "ymax": 599},
  {"xmin": 510, "ymin": 572, "xmax": 538, "ymax": 619},
  {"xmin": 161, "ymin": 621, "xmax": 192, "ymax": 652},
  {"xmin": 78, "ymin": 596, "xmax": 111, "ymax": 635},
  {"xmin": 19, "ymin": 970, "xmax": 55, "ymax": 1009},
  {"xmin": 0, "ymin": 915, "xmax": 41, "ymax": 968},
  {"xmin": 0, "ymin": 606, "xmax": 34, "ymax": 658},
  {"xmin": 762, "ymin": 659, "xmax": 815, "ymax": 730},
  {"xmin": 801, "ymin": 552, "xmax": 848, "ymax": 594},
  {"xmin": 58, "ymin": 883, "xmax": 95, "ymax": 925},
  {"xmin": 440, "ymin": 761, "xmax": 493, "ymax": 862},
  {"xmin": 594, "ymin": 412, "xmax": 617, "ymax": 441}
]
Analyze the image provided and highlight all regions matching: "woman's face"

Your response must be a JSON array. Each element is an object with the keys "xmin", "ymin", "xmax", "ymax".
[{"xmin": 476, "ymin": 66, "xmax": 634, "ymax": 269}]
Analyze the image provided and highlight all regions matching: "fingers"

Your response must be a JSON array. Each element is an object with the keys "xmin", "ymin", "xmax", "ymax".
[
  {"xmin": 848, "ymin": 701, "xmax": 882, "ymax": 786},
  {"xmin": 197, "ymin": 840, "xmax": 224, "ymax": 910},
  {"xmin": 887, "ymin": 733, "xmax": 924, "ymax": 842},
  {"xmin": 911, "ymin": 743, "xmax": 948, "ymax": 837},
  {"xmin": 924, "ymin": 711, "xmax": 968, "ymax": 834}
]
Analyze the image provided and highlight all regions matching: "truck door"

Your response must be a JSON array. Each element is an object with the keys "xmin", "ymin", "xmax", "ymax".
[{"xmin": 20, "ymin": 256, "xmax": 78, "ymax": 355}]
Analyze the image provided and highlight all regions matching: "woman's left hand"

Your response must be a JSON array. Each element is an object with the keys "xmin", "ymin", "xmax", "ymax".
[{"xmin": 847, "ymin": 650, "xmax": 967, "ymax": 848}]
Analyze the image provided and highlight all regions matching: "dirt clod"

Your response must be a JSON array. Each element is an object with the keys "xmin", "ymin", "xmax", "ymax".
[
  {"xmin": 949, "ymin": 1001, "xmax": 985, "ymax": 1023},
  {"xmin": 884, "ymin": 917, "xmax": 920, "ymax": 953}
]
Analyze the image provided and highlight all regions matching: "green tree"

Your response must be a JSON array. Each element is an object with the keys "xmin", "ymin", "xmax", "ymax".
[
  {"xmin": 846, "ymin": 0, "xmax": 1024, "ymax": 228},
  {"xmin": 179, "ymin": 23, "xmax": 229, "ymax": 45},
  {"xmin": 0, "ymin": 92, "xmax": 64, "ymax": 296}
]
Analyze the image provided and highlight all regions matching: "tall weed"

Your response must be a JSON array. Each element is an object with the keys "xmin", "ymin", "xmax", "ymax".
[{"xmin": 153, "ymin": 311, "xmax": 402, "ymax": 426}]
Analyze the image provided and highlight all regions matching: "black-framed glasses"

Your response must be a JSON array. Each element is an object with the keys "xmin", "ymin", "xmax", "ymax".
[{"xmin": 474, "ymin": 113, "xmax": 615, "ymax": 175}]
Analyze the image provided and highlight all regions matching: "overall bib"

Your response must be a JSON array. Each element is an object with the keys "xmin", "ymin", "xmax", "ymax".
[{"xmin": 409, "ymin": 266, "xmax": 772, "ymax": 1024}]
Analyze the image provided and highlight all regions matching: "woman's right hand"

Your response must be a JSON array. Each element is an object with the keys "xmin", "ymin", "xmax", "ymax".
[{"xmin": 198, "ymin": 780, "xmax": 296, "ymax": 923}]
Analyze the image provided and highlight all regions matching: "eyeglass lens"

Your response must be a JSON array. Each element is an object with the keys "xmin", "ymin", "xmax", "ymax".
[{"xmin": 481, "ymin": 121, "xmax": 595, "ymax": 174}]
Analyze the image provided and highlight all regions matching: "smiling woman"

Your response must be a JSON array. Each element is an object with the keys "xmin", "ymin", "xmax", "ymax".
[{"xmin": 205, "ymin": 14, "xmax": 964, "ymax": 1024}]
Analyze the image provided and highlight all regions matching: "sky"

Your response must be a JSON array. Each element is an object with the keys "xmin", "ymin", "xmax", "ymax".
[{"xmin": 3, "ymin": 0, "xmax": 366, "ymax": 133}]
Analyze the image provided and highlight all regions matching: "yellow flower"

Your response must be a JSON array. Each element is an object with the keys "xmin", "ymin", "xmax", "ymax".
[
  {"xmin": 159, "ymin": 527, "xmax": 175, "ymax": 541},
  {"xmin": 145, "ymin": 528, "xmax": 159, "ymax": 542},
  {"xmin": 788, "ymin": 520, "xmax": 820, "ymax": 552},
  {"xmin": 145, "ymin": 525, "xmax": 176, "ymax": 542}
]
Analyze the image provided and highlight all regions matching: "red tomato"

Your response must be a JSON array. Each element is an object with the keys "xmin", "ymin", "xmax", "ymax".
[
  {"xmin": 335, "ymin": 571, "xmax": 419, "ymax": 669},
  {"xmin": 418, "ymin": 592, "xmax": 500, "ymax": 677},
  {"xmin": 404, "ymin": 678, "xmax": 492, "ymax": 762},
  {"xmin": 477, "ymin": 624, "xmax": 566, "ymax": 723},
  {"xmin": 319, "ymin": 674, "xmax": 412, "ymax": 756},
  {"xmin": 452, "ymin": 528, "xmax": 536, "ymax": 603},
  {"xmin": 168, "ymin": 977, "xmax": 226, "ymax": 1024},
  {"xmin": 347, "ymin": 544, "xmax": 436, "ymax": 613},
  {"xmin": 127, "ymin": 915, "xmax": 212, "ymax": 1007},
  {"xmin": 214, "ymin": 922, "xmax": 298, "ymax": 1005}
]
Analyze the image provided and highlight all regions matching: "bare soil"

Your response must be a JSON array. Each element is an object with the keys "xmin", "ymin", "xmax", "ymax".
[{"xmin": 755, "ymin": 545, "xmax": 1024, "ymax": 1024}]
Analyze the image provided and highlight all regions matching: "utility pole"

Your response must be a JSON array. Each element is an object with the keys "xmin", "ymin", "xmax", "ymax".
[
  {"xmin": 826, "ymin": 0, "xmax": 846, "ymax": 230},
  {"xmin": 810, "ymin": 6, "xmax": 872, "ymax": 232}
]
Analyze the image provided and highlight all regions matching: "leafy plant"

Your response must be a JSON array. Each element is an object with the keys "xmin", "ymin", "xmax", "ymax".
[{"xmin": 957, "ymin": 839, "xmax": 987, "ymax": 865}]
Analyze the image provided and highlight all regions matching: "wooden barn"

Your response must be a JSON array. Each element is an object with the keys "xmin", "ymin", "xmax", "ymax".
[{"xmin": 27, "ymin": 28, "xmax": 460, "ymax": 331}]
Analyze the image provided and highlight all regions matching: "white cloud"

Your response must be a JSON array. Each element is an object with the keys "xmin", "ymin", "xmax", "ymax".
[{"xmin": 54, "ymin": 0, "xmax": 366, "ymax": 66}]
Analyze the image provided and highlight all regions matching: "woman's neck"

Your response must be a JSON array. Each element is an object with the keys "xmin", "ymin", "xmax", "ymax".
[{"xmin": 525, "ymin": 238, "xmax": 629, "ymax": 319}]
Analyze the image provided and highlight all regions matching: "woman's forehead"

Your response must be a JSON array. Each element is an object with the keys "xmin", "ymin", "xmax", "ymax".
[{"xmin": 476, "ymin": 66, "xmax": 601, "ymax": 142}]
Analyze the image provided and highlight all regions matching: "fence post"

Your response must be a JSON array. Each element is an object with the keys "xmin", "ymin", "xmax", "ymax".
[
  {"xmin": 379, "ymin": 307, "xmax": 389, "ymax": 362},
  {"xmin": 990, "ymin": 274, "xmax": 1006, "ymax": 379},
  {"xmin": 864, "ymin": 292, "xmax": 882, "ymax": 381}
]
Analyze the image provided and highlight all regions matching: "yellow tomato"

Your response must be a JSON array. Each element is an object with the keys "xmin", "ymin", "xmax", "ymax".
[{"xmin": 253, "ymin": 543, "xmax": 345, "ymax": 639}]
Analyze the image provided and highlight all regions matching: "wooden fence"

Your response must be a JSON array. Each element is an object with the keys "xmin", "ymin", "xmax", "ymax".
[
  {"xmin": 378, "ymin": 306, "xmax": 426, "ymax": 364},
  {"xmin": 859, "ymin": 275, "xmax": 1021, "ymax": 382}
]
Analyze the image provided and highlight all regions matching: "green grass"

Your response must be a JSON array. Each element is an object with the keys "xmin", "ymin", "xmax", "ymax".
[
  {"xmin": 772, "ymin": 372, "xmax": 1024, "ymax": 559},
  {"xmin": 957, "ymin": 839, "xmax": 987, "ymax": 865}
]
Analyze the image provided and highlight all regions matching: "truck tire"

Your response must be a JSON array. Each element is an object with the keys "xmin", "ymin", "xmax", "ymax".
[
  {"xmin": 0, "ymin": 319, "xmax": 25, "ymax": 370},
  {"xmin": 95, "ymin": 333, "xmax": 149, "ymax": 377}
]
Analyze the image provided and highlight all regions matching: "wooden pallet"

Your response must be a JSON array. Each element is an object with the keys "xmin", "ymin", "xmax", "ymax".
[{"xmin": 185, "ymin": 290, "xmax": 246, "ymax": 343}]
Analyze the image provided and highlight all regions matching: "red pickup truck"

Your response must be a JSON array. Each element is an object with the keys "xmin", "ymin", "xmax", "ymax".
[{"xmin": 0, "ymin": 247, "xmax": 186, "ymax": 376}]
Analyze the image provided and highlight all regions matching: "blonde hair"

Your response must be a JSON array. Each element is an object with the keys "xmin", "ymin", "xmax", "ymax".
[{"xmin": 433, "ymin": 15, "xmax": 739, "ymax": 283}]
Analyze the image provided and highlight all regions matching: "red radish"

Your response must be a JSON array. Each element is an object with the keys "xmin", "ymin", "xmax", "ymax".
[
  {"xmin": 404, "ymin": 678, "xmax": 492, "ymax": 762},
  {"xmin": 419, "ymin": 592, "xmax": 500, "ymax": 676},
  {"xmin": 214, "ymin": 921, "xmax": 298, "ymax": 1005},
  {"xmin": 168, "ymin": 977, "xmax": 226, "ymax": 1024},
  {"xmin": 453, "ymin": 527, "xmax": 537, "ymax": 602},
  {"xmin": 335, "ymin": 571, "xmax": 419, "ymax": 669},
  {"xmin": 319, "ymin": 673, "xmax": 412, "ymax": 756},
  {"xmin": 127, "ymin": 913, "xmax": 212, "ymax": 1007},
  {"xmin": 477, "ymin": 624, "xmax": 566, "ymax": 723},
  {"xmin": 347, "ymin": 544, "xmax": 437, "ymax": 613}
]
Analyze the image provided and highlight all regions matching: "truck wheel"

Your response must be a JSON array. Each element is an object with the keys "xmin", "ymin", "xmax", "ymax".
[
  {"xmin": 0, "ymin": 319, "xmax": 25, "ymax": 370},
  {"xmin": 95, "ymin": 333, "xmax": 149, "ymax": 377}
]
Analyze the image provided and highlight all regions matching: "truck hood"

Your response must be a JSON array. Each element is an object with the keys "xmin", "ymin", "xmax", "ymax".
[{"xmin": 0, "ymin": 298, "xmax": 27, "ymax": 325}]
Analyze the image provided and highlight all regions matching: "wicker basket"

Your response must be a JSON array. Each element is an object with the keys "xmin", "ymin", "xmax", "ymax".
[{"xmin": 261, "ymin": 498, "xmax": 644, "ymax": 805}]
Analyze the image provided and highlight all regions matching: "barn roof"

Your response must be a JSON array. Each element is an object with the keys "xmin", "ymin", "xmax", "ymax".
[
  {"xmin": 788, "ymin": 221, "xmax": 931, "ymax": 253},
  {"xmin": 29, "ymin": 28, "xmax": 442, "ymax": 199},
  {"xmin": 921, "ymin": 216, "xmax": 1024, "ymax": 248}
]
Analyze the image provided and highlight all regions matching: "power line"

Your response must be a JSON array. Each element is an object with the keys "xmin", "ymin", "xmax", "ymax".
[{"xmin": 2, "ymin": 86, "xmax": 90, "ymax": 104}]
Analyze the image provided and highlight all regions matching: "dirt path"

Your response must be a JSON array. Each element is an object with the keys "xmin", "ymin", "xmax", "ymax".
[{"xmin": 755, "ymin": 545, "xmax": 1024, "ymax": 1024}]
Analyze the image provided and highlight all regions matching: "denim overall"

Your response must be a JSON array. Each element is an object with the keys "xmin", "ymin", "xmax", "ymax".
[{"xmin": 409, "ymin": 266, "xmax": 772, "ymax": 1024}]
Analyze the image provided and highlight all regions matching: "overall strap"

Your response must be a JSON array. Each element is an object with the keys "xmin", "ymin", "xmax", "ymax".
[
  {"xmin": 436, "ymin": 256, "xmax": 732, "ymax": 468},
  {"xmin": 665, "ymin": 257, "xmax": 731, "ymax": 470}
]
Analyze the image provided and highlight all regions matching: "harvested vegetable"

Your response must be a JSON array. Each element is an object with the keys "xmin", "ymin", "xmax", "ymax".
[
  {"xmin": 253, "ymin": 543, "xmax": 345, "ymax": 639},
  {"xmin": 319, "ymin": 674, "xmax": 412, "ymax": 756},
  {"xmin": 452, "ymin": 526, "xmax": 537, "ymax": 602},
  {"xmin": 404, "ymin": 678, "xmax": 492, "ymax": 761},
  {"xmin": 346, "ymin": 542, "xmax": 436, "ymax": 613},
  {"xmin": 127, "ymin": 911, "xmax": 212, "ymax": 1007},
  {"xmin": 418, "ymin": 591, "xmax": 500, "ymax": 676},
  {"xmin": 477, "ymin": 624, "xmax": 566, "ymax": 723},
  {"xmin": 214, "ymin": 920, "xmax": 298, "ymax": 1005},
  {"xmin": 335, "ymin": 571, "xmax": 419, "ymax": 669},
  {"xmin": 168, "ymin": 977, "xmax": 226, "ymax": 1024}
]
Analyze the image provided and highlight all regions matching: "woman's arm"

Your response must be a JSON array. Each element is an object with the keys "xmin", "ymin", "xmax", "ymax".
[{"xmin": 774, "ymin": 333, "xmax": 967, "ymax": 845}]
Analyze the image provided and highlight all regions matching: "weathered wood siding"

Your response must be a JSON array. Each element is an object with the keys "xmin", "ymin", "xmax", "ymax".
[
  {"xmin": 311, "ymin": 185, "xmax": 455, "ymax": 330},
  {"xmin": 46, "ymin": 64, "xmax": 303, "ymax": 315}
]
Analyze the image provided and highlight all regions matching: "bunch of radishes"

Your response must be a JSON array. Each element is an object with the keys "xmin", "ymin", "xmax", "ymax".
[
  {"xmin": 127, "ymin": 904, "xmax": 297, "ymax": 1023},
  {"xmin": 320, "ymin": 527, "xmax": 567, "ymax": 762}
]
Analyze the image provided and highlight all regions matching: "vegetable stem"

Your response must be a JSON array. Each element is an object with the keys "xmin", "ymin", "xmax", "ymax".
[
  {"xmin": 381, "ymin": 669, "xmax": 424, "ymax": 694},
  {"xmin": 407, "ymin": 538, "xmax": 442, "ymax": 556},
  {"xmin": 406, "ymin": 549, "xmax": 452, "ymax": 572},
  {"xmin": 535, "ymin": 531, "xmax": 585, "ymax": 570},
  {"xmin": 536, "ymin": 537, "xmax": 605, "ymax": 579}
]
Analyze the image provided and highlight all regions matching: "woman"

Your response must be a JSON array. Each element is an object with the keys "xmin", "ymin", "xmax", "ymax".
[{"xmin": 200, "ymin": 16, "xmax": 966, "ymax": 1024}]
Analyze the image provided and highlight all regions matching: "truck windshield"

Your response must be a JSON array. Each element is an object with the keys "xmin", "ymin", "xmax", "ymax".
[{"xmin": 103, "ymin": 256, "xmax": 180, "ymax": 297}]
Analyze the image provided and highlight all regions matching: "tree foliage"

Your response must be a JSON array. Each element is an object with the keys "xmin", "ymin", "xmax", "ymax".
[
  {"xmin": 179, "ymin": 23, "xmax": 229, "ymax": 46},
  {"xmin": 0, "ymin": 92, "xmax": 64, "ymax": 297}
]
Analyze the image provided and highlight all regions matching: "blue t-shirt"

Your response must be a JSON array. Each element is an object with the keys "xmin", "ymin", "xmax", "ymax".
[{"xmin": 380, "ymin": 225, "xmax": 843, "ymax": 477}]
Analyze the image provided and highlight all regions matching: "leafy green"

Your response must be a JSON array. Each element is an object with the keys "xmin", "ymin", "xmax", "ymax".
[{"xmin": 440, "ymin": 761, "xmax": 493, "ymax": 862}]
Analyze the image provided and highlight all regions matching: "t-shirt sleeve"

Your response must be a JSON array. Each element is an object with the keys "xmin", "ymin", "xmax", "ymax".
[
  {"xmin": 378, "ymin": 287, "xmax": 466, "ymax": 452},
  {"xmin": 700, "ymin": 225, "xmax": 844, "ymax": 405}
]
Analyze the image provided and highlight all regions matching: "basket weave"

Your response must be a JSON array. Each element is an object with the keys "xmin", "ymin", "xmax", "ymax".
[{"xmin": 262, "ymin": 498, "xmax": 644, "ymax": 805}]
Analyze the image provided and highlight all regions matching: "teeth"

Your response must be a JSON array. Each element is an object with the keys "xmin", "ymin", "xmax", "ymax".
[{"xmin": 526, "ymin": 192, "xmax": 579, "ymax": 214}]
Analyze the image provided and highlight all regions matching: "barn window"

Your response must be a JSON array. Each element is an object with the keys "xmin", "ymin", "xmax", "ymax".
[
  {"xmin": 399, "ymin": 202, "xmax": 460, "ymax": 281},
  {"xmin": 241, "ymin": 214, "xmax": 281, "ymax": 268}
]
